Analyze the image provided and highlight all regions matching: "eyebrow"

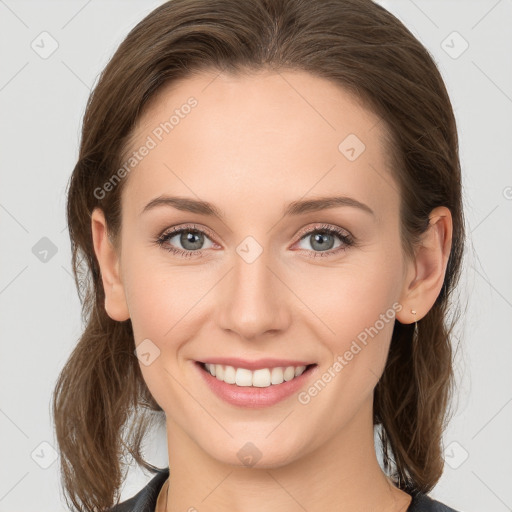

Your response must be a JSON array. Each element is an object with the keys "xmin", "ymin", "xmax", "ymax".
[{"xmin": 140, "ymin": 194, "xmax": 375, "ymax": 219}]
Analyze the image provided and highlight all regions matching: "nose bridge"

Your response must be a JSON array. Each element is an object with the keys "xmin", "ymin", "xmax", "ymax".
[{"xmin": 217, "ymin": 235, "xmax": 289, "ymax": 339}]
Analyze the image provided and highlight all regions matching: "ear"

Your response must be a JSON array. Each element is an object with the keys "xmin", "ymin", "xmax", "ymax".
[
  {"xmin": 396, "ymin": 206, "xmax": 453, "ymax": 324},
  {"xmin": 91, "ymin": 208, "xmax": 130, "ymax": 321}
]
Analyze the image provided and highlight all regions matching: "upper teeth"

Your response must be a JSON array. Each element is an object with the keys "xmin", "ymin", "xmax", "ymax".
[{"xmin": 204, "ymin": 364, "xmax": 308, "ymax": 387}]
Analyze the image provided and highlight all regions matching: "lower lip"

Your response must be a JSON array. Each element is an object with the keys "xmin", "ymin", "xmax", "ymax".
[{"xmin": 194, "ymin": 361, "xmax": 318, "ymax": 408}]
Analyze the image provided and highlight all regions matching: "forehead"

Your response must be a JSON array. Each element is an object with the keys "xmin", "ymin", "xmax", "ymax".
[{"xmin": 121, "ymin": 69, "xmax": 398, "ymax": 221}]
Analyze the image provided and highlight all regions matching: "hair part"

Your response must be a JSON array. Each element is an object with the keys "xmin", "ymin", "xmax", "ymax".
[{"xmin": 52, "ymin": 0, "xmax": 465, "ymax": 509}]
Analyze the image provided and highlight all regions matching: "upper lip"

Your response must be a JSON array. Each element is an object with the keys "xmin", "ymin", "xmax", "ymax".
[{"xmin": 197, "ymin": 357, "xmax": 316, "ymax": 371}]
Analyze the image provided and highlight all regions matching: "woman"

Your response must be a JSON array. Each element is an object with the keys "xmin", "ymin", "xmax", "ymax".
[{"xmin": 52, "ymin": 0, "xmax": 465, "ymax": 511}]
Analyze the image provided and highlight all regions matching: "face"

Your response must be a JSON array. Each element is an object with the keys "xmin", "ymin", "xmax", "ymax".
[{"xmin": 96, "ymin": 69, "xmax": 417, "ymax": 468}]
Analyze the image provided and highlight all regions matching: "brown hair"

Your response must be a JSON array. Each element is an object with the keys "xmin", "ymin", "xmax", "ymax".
[{"xmin": 52, "ymin": 0, "xmax": 465, "ymax": 510}]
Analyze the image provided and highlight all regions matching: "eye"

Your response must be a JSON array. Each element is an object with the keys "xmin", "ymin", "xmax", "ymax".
[
  {"xmin": 293, "ymin": 223, "xmax": 354, "ymax": 258},
  {"xmin": 155, "ymin": 224, "xmax": 216, "ymax": 258},
  {"xmin": 154, "ymin": 222, "xmax": 354, "ymax": 259}
]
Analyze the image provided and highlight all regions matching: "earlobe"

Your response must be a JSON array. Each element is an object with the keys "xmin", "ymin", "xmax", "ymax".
[
  {"xmin": 396, "ymin": 206, "xmax": 453, "ymax": 324},
  {"xmin": 91, "ymin": 208, "xmax": 130, "ymax": 321}
]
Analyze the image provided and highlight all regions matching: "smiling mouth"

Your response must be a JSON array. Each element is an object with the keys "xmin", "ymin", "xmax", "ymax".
[{"xmin": 196, "ymin": 361, "xmax": 317, "ymax": 388}]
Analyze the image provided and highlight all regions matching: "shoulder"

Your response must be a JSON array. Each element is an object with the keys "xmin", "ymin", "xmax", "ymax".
[
  {"xmin": 108, "ymin": 467, "xmax": 170, "ymax": 512},
  {"xmin": 408, "ymin": 490, "xmax": 462, "ymax": 512}
]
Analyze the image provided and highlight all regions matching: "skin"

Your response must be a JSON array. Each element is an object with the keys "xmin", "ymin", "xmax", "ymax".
[{"xmin": 91, "ymin": 69, "xmax": 452, "ymax": 512}]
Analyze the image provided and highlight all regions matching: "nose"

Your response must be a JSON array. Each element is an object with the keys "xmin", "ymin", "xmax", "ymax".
[{"xmin": 216, "ymin": 246, "xmax": 291, "ymax": 341}]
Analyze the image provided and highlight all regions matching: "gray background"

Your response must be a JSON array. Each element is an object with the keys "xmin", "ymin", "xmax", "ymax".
[{"xmin": 1, "ymin": 0, "xmax": 511, "ymax": 511}]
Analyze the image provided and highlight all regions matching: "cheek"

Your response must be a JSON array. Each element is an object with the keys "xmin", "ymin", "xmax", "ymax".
[
  {"xmin": 296, "ymin": 260, "xmax": 401, "ymax": 339},
  {"xmin": 295, "ymin": 265, "xmax": 402, "ymax": 422},
  {"xmin": 123, "ymin": 257, "xmax": 200, "ymax": 409},
  {"xmin": 294, "ymin": 249, "xmax": 403, "ymax": 384},
  {"xmin": 122, "ymin": 244, "xmax": 202, "ymax": 341},
  {"xmin": 122, "ymin": 254, "xmax": 218, "ymax": 406}
]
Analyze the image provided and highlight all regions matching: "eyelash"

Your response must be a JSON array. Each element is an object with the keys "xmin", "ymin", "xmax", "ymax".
[{"xmin": 154, "ymin": 223, "xmax": 355, "ymax": 259}]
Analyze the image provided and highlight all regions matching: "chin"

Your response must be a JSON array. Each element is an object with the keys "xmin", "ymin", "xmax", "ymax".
[{"xmin": 202, "ymin": 435, "xmax": 306, "ymax": 469}]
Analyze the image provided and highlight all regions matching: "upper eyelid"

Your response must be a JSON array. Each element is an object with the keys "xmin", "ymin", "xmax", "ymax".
[
  {"xmin": 161, "ymin": 223, "xmax": 218, "ymax": 242},
  {"xmin": 295, "ymin": 224, "xmax": 351, "ymax": 240}
]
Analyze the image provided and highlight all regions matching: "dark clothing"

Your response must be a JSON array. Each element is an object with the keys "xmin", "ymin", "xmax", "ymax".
[{"xmin": 109, "ymin": 467, "xmax": 461, "ymax": 512}]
